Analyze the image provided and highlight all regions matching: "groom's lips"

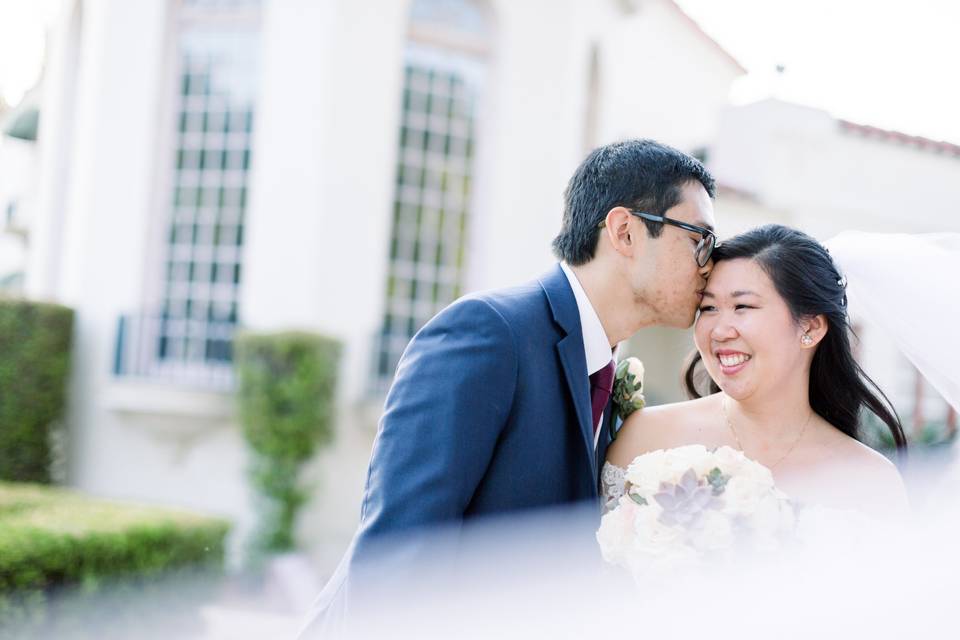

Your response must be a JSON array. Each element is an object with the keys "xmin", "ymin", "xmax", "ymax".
[{"xmin": 715, "ymin": 349, "xmax": 751, "ymax": 376}]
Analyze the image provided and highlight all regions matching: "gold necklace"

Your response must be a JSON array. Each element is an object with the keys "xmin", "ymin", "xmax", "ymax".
[{"xmin": 721, "ymin": 395, "xmax": 813, "ymax": 470}]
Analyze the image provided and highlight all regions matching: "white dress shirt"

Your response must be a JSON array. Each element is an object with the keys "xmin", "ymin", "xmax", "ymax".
[{"xmin": 560, "ymin": 262, "xmax": 617, "ymax": 447}]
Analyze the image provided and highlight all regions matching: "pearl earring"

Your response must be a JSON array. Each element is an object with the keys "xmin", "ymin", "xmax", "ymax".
[{"xmin": 801, "ymin": 334, "xmax": 814, "ymax": 346}]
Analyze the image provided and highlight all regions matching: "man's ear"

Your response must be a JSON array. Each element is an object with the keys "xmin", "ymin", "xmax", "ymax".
[
  {"xmin": 602, "ymin": 207, "xmax": 640, "ymax": 257},
  {"xmin": 801, "ymin": 314, "xmax": 828, "ymax": 348}
]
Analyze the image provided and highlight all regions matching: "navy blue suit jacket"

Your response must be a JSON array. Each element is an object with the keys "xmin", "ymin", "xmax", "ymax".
[
  {"xmin": 358, "ymin": 263, "xmax": 613, "ymax": 534},
  {"xmin": 299, "ymin": 265, "xmax": 615, "ymax": 635}
]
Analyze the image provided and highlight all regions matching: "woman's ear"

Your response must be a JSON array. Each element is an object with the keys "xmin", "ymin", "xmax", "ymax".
[{"xmin": 801, "ymin": 314, "xmax": 828, "ymax": 349}]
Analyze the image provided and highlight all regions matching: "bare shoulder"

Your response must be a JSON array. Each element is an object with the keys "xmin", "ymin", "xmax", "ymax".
[
  {"xmin": 814, "ymin": 425, "xmax": 909, "ymax": 513},
  {"xmin": 823, "ymin": 427, "xmax": 903, "ymax": 482},
  {"xmin": 606, "ymin": 394, "xmax": 723, "ymax": 468}
]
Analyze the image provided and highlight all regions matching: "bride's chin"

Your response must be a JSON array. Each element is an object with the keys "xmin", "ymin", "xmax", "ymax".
[{"xmin": 716, "ymin": 383, "xmax": 750, "ymax": 401}]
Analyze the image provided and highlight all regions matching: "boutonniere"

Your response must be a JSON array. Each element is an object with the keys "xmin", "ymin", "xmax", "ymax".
[{"xmin": 612, "ymin": 357, "xmax": 645, "ymax": 423}]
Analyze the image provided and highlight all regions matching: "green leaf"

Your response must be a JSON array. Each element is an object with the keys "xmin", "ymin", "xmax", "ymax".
[
  {"xmin": 706, "ymin": 467, "xmax": 730, "ymax": 494},
  {"xmin": 629, "ymin": 492, "xmax": 648, "ymax": 506}
]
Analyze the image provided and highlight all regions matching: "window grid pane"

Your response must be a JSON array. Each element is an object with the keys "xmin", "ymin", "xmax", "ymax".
[
  {"xmin": 376, "ymin": 61, "xmax": 479, "ymax": 383},
  {"xmin": 159, "ymin": 21, "xmax": 258, "ymax": 371}
]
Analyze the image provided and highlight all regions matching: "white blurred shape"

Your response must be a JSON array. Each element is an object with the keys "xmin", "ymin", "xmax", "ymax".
[{"xmin": 827, "ymin": 231, "xmax": 960, "ymax": 414}]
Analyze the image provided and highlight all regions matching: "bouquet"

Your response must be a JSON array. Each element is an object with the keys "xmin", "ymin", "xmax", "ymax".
[{"xmin": 597, "ymin": 445, "xmax": 796, "ymax": 576}]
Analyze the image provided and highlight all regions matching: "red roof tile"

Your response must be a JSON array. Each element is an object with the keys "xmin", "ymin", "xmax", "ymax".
[{"xmin": 838, "ymin": 119, "xmax": 960, "ymax": 157}]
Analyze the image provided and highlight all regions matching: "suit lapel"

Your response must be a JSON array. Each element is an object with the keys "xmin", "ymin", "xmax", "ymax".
[
  {"xmin": 540, "ymin": 265, "xmax": 598, "ymax": 489},
  {"xmin": 557, "ymin": 335, "xmax": 597, "ymax": 482}
]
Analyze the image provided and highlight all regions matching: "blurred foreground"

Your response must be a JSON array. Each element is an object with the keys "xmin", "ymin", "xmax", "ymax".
[{"xmin": 5, "ymin": 444, "xmax": 959, "ymax": 640}]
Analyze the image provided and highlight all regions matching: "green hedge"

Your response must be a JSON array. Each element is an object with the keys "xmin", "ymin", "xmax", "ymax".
[
  {"xmin": 0, "ymin": 300, "xmax": 74, "ymax": 483},
  {"xmin": 235, "ymin": 331, "xmax": 341, "ymax": 552},
  {"xmin": 861, "ymin": 411, "xmax": 957, "ymax": 458},
  {"xmin": 0, "ymin": 481, "xmax": 230, "ymax": 627}
]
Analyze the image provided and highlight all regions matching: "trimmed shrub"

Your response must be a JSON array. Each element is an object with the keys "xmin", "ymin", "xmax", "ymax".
[
  {"xmin": 0, "ymin": 482, "xmax": 230, "ymax": 629},
  {"xmin": 0, "ymin": 300, "xmax": 74, "ymax": 483},
  {"xmin": 235, "ymin": 331, "xmax": 341, "ymax": 552}
]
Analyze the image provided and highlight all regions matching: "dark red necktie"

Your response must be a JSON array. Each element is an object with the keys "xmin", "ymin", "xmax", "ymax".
[{"xmin": 589, "ymin": 360, "xmax": 615, "ymax": 434}]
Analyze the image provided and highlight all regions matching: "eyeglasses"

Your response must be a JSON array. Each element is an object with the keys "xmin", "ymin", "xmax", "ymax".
[{"xmin": 599, "ymin": 210, "xmax": 719, "ymax": 267}]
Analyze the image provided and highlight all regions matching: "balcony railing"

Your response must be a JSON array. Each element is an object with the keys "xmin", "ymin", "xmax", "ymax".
[{"xmin": 112, "ymin": 312, "xmax": 236, "ymax": 391}]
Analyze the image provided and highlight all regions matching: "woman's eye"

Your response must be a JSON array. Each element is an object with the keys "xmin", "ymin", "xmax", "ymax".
[
  {"xmin": 698, "ymin": 305, "xmax": 716, "ymax": 313},
  {"xmin": 734, "ymin": 304, "xmax": 754, "ymax": 311}
]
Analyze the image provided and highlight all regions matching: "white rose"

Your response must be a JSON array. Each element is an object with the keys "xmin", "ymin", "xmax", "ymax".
[
  {"xmin": 626, "ymin": 445, "xmax": 740, "ymax": 499},
  {"xmin": 623, "ymin": 505, "xmax": 698, "ymax": 576},
  {"xmin": 625, "ymin": 445, "xmax": 717, "ymax": 496},
  {"xmin": 712, "ymin": 447, "xmax": 777, "ymax": 491},
  {"xmin": 713, "ymin": 445, "xmax": 750, "ymax": 475},
  {"xmin": 689, "ymin": 510, "xmax": 735, "ymax": 552},
  {"xmin": 737, "ymin": 460, "xmax": 776, "ymax": 491},
  {"xmin": 720, "ymin": 475, "xmax": 769, "ymax": 515},
  {"xmin": 663, "ymin": 444, "xmax": 716, "ymax": 477},
  {"xmin": 631, "ymin": 503, "xmax": 682, "ymax": 552},
  {"xmin": 626, "ymin": 358, "xmax": 644, "ymax": 383},
  {"xmin": 624, "ymin": 449, "xmax": 669, "ymax": 496},
  {"xmin": 744, "ymin": 460, "xmax": 776, "ymax": 489},
  {"xmin": 596, "ymin": 500, "xmax": 641, "ymax": 564}
]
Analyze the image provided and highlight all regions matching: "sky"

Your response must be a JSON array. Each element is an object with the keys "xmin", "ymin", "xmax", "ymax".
[
  {"xmin": 674, "ymin": 0, "xmax": 960, "ymax": 143},
  {"xmin": 0, "ymin": 0, "xmax": 58, "ymax": 107},
  {"xmin": 0, "ymin": 0, "xmax": 958, "ymax": 143}
]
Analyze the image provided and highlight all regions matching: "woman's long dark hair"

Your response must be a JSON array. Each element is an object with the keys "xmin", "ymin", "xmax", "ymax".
[{"xmin": 683, "ymin": 224, "xmax": 907, "ymax": 451}]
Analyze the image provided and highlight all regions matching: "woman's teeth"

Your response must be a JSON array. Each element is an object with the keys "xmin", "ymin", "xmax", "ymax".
[{"xmin": 719, "ymin": 353, "xmax": 751, "ymax": 367}]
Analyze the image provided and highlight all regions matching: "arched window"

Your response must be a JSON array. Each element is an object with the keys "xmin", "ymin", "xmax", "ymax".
[
  {"xmin": 374, "ymin": 0, "xmax": 493, "ymax": 386},
  {"xmin": 155, "ymin": 0, "xmax": 260, "ymax": 384}
]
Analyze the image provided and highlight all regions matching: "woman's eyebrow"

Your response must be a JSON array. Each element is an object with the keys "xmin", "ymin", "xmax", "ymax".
[{"xmin": 700, "ymin": 290, "xmax": 761, "ymax": 299}]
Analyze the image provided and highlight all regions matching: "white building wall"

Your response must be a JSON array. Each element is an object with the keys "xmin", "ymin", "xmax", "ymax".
[
  {"xmin": 465, "ymin": 0, "xmax": 584, "ymax": 293},
  {"xmin": 711, "ymin": 99, "xmax": 960, "ymax": 236},
  {"xmin": 468, "ymin": 0, "xmax": 744, "ymax": 295},
  {"xmin": 0, "ymin": 135, "xmax": 35, "ymax": 287},
  {"xmin": 28, "ymin": 0, "xmax": 258, "ymax": 558},
  {"xmin": 242, "ymin": 0, "xmax": 410, "ymax": 408},
  {"xmin": 26, "ymin": 1, "xmax": 82, "ymax": 300},
  {"xmin": 58, "ymin": 0, "xmax": 169, "ymax": 492},
  {"xmin": 240, "ymin": 1, "xmax": 416, "ymax": 558},
  {"xmin": 599, "ymin": 0, "xmax": 743, "ymax": 153}
]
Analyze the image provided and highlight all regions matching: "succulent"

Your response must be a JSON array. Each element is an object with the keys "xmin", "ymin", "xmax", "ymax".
[{"xmin": 653, "ymin": 468, "xmax": 721, "ymax": 527}]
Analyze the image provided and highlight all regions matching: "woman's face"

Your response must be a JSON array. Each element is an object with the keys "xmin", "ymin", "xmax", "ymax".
[{"xmin": 694, "ymin": 258, "xmax": 811, "ymax": 400}]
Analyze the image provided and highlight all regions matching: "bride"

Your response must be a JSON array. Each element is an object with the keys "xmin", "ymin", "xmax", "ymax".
[{"xmin": 604, "ymin": 224, "xmax": 910, "ymax": 519}]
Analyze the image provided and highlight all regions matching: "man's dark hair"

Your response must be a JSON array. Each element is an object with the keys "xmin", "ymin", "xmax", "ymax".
[{"xmin": 552, "ymin": 139, "xmax": 716, "ymax": 265}]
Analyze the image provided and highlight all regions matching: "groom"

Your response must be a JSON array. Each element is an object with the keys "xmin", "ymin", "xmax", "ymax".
[{"xmin": 300, "ymin": 139, "xmax": 717, "ymax": 635}]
